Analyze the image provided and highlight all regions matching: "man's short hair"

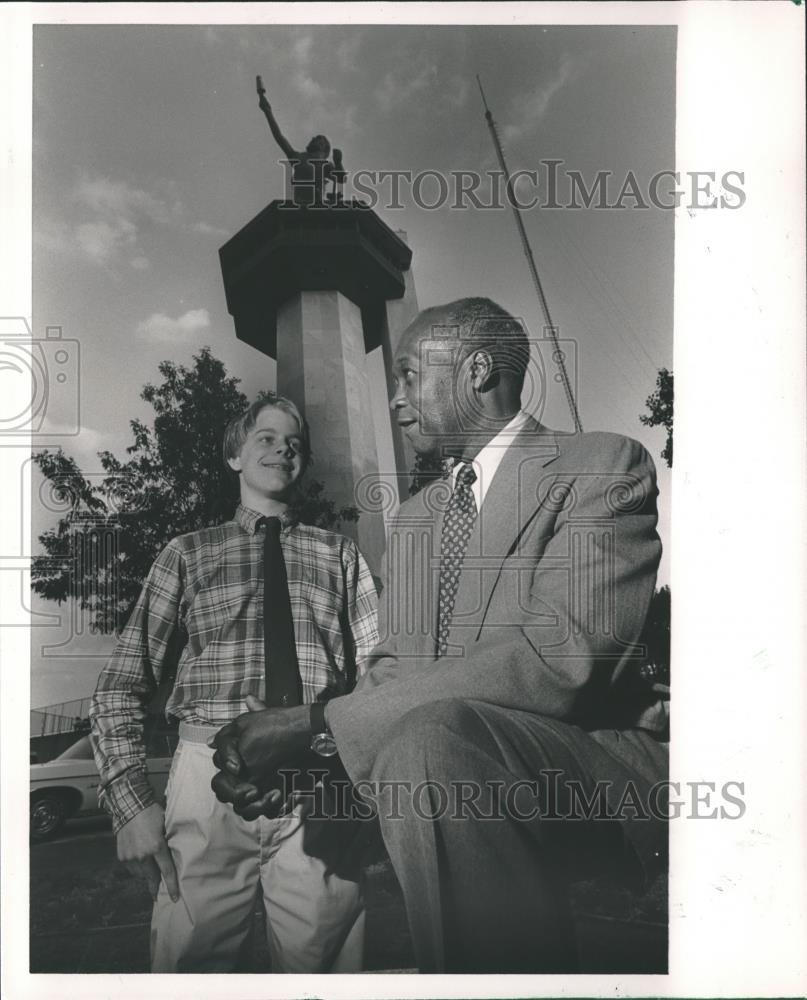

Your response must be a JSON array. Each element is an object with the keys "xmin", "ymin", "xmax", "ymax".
[
  {"xmin": 419, "ymin": 297, "xmax": 531, "ymax": 393},
  {"xmin": 223, "ymin": 393, "xmax": 311, "ymax": 471}
]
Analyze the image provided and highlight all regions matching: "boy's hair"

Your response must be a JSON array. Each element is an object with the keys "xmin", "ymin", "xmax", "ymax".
[{"xmin": 223, "ymin": 393, "xmax": 311, "ymax": 471}]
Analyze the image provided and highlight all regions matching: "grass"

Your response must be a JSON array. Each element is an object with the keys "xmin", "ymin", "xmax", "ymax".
[
  {"xmin": 30, "ymin": 832, "xmax": 666, "ymax": 973},
  {"xmin": 30, "ymin": 840, "xmax": 416, "ymax": 972}
]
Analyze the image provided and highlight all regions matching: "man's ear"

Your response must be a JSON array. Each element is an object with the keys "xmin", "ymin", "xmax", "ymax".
[
  {"xmin": 227, "ymin": 455, "xmax": 243, "ymax": 474},
  {"xmin": 469, "ymin": 349, "xmax": 495, "ymax": 391}
]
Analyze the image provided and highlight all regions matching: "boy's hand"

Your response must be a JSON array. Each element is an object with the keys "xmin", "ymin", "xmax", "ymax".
[{"xmin": 116, "ymin": 802, "xmax": 179, "ymax": 902}]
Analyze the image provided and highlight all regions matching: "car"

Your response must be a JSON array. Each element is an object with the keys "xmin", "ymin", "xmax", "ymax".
[{"xmin": 30, "ymin": 732, "xmax": 176, "ymax": 841}]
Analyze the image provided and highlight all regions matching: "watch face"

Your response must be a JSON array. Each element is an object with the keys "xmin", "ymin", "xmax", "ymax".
[{"xmin": 311, "ymin": 732, "xmax": 338, "ymax": 758}]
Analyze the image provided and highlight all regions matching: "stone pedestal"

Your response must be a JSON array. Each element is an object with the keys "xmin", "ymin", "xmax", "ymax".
[{"xmin": 219, "ymin": 201, "xmax": 418, "ymax": 572}]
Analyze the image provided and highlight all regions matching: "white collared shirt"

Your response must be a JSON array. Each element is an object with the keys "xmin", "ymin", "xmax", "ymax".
[{"xmin": 451, "ymin": 410, "xmax": 531, "ymax": 511}]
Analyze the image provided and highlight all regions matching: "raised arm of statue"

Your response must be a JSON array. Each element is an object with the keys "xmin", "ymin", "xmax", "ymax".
[{"xmin": 256, "ymin": 76, "xmax": 297, "ymax": 161}]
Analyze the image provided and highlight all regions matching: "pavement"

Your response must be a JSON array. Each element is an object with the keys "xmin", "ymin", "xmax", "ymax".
[{"xmin": 31, "ymin": 816, "xmax": 666, "ymax": 974}]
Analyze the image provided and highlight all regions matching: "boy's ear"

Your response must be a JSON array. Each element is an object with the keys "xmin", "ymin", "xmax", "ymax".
[{"xmin": 226, "ymin": 455, "xmax": 242, "ymax": 473}]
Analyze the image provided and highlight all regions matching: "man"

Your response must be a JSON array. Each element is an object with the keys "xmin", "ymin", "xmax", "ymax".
[
  {"xmin": 89, "ymin": 393, "xmax": 378, "ymax": 973},
  {"xmin": 211, "ymin": 299, "xmax": 669, "ymax": 973}
]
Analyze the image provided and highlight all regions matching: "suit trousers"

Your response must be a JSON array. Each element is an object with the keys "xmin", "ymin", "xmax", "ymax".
[
  {"xmin": 151, "ymin": 728, "xmax": 365, "ymax": 973},
  {"xmin": 368, "ymin": 698, "xmax": 667, "ymax": 973}
]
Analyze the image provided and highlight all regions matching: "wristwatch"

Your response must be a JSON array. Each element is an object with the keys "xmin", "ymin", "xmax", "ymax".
[{"xmin": 310, "ymin": 702, "xmax": 338, "ymax": 758}]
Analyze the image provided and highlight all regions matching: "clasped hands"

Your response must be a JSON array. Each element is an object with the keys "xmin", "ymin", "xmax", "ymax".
[{"xmin": 209, "ymin": 695, "xmax": 314, "ymax": 821}]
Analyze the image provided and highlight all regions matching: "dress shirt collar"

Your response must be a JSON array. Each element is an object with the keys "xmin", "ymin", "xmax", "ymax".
[
  {"xmin": 450, "ymin": 409, "xmax": 531, "ymax": 511},
  {"xmin": 235, "ymin": 503, "xmax": 298, "ymax": 536}
]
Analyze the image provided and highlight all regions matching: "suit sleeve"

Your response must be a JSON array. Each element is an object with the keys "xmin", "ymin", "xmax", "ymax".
[{"xmin": 328, "ymin": 436, "xmax": 661, "ymax": 784}]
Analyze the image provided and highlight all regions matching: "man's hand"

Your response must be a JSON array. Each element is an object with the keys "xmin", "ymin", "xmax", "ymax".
[
  {"xmin": 210, "ymin": 767, "xmax": 284, "ymax": 821},
  {"xmin": 210, "ymin": 697, "xmax": 310, "ymax": 786},
  {"xmin": 209, "ymin": 696, "xmax": 321, "ymax": 819},
  {"xmin": 258, "ymin": 92, "xmax": 271, "ymax": 116},
  {"xmin": 116, "ymin": 802, "xmax": 178, "ymax": 902}
]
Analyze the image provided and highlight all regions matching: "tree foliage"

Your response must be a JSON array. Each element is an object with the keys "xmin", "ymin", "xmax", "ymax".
[
  {"xmin": 31, "ymin": 348, "xmax": 357, "ymax": 633},
  {"xmin": 639, "ymin": 585, "xmax": 671, "ymax": 687},
  {"xmin": 640, "ymin": 367, "xmax": 673, "ymax": 468},
  {"xmin": 409, "ymin": 451, "xmax": 445, "ymax": 496}
]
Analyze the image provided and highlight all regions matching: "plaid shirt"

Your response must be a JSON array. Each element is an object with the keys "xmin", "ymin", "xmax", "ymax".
[{"xmin": 89, "ymin": 504, "xmax": 379, "ymax": 833}]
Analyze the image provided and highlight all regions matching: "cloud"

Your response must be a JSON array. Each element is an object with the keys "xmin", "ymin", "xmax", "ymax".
[
  {"xmin": 377, "ymin": 62, "xmax": 436, "ymax": 114},
  {"xmin": 444, "ymin": 75, "xmax": 470, "ymax": 111},
  {"xmin": 288, "ymin": 33, "xmax": 329, "ymax": 109},
  {"xmin": 135, "ymin": 309, "xmax": 211, "ymax": 342},
  {"xmin": 34, "ymin": 216, "xmax": 71, "ymax": 255},
  {"xmin": 253, "ymin": 29, "xmax": 359, "ymax": 140},
  {"xmin": 295, "ymin": 72, "xmax": 326, "ymax": 103},
  {"xmin": 292, "ymin": 33, "xmax": 314, "ymax": 64},
  {"xmin": 74, "ymin": 218, "xmax": 137, "ymax": 265},
  {"xmin": 75, "ymin": 176, "xmax": 180, "ymax": 226},
  {"xmin": 36, "ymin": 420, "xmax": 111, "ymax": 454},
  {"xmin": 191, "ymin": 221, "xmax": 229, "ymax": 239},
  {"xmin": 336, "ymin": 32, "xmax": 364, "ymax": 72},
  {"xmin": 502, "ymin": 54, "xmax": 578, "ymax": 143},
  {"xmin": 375, "ymin": 57, "xmax": 470, "ymax": 116},
  {"xmin": 67, "ymin": 174, "xmax": 225, "ymax": 270}
]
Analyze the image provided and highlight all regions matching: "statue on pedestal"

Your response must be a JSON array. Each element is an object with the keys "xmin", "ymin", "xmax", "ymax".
[{"xmin": 257, "ymin": 76, "xmax": 345, "ymax": 205}]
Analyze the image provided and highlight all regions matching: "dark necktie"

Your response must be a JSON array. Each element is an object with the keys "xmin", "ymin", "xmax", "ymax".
[
  {"xmin": 436, "ymin": 463, "xmax": 478, "ymax": 657},
  {"xmin": 258, "ymin": 516, "xmax": 302, "ymax": 707}
]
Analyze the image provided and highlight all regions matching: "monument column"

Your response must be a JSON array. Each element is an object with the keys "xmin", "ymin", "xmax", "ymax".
[
  {"xmin": 219, "ymin": 201, "xmax": 417, "ymax": 573},
  {"xmin": 380, "ymin": 230, "xmax": 420, "ymax": 480},
  {"xmin": 276, "ymin": 289, "xmax": 385, "ymax": 565}
]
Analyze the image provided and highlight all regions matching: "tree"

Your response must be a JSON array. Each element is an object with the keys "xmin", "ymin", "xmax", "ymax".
[
  {"xmin": 639, "ymin": 585, "xmax": 671, "ymax": 687},
  {"xmin": 640, "ymin": 367, "xmax": 673, "ymax": 468},
  {"xmin": 409, "ymin": 451, "xmax": 445, "ymax": 496},
  {"xmin": 31, "ymin": 348, "xmax": 358, "ymax": 634}
]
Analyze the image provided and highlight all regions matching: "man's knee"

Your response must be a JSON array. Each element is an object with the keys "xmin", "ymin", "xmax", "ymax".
[{"xmin": 370, "ymin": 699, "xmax": 480, "ymax": 785}]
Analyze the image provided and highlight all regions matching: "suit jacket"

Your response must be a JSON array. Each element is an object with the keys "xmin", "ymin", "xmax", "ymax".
[{"xmin": 328, "ymin": 418, "xmax": 666, "ymax": 786}]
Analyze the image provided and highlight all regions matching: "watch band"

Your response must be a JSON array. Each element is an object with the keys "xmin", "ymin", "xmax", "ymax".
[
  {"xmin": 310, "ymin": 701, "xmax": 328, "ymax": 736},
  {"xmin": 309, "ymin": 701, "xmax": 338, "ymax": 758}
]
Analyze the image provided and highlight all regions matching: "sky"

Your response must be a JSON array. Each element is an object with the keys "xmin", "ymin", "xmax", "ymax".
[{"xmin": 29, "ymin": 23, "xmax": 675, "ymax": 707}]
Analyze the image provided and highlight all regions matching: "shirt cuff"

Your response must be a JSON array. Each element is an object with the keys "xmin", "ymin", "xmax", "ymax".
[{"xmin": 100, "ymin": 768, "xmax": 157, "ymax": 835}]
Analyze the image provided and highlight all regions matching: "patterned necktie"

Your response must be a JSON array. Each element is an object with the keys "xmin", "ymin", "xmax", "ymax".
[
  {"xmin": 258, "ymin": 516, "xmax": 302, "ymax": 707},
  {"xmin": 436, "ymin": 463, "xmax": 478, "ymax": 657}
]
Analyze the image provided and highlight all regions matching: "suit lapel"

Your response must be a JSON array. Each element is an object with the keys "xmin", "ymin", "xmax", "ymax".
[
  {"xmin": 397, "ymin": 477, "xmax": 452, "ymax": 657},
  {"xmin": 451, "ymin": 418, "xmax": 565, "ymax": 637}
]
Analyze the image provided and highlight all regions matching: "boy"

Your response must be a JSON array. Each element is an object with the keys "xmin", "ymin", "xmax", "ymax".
[{"xmin": 89, "ymin": 393, "xmax": 379, "ymax": 973}]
